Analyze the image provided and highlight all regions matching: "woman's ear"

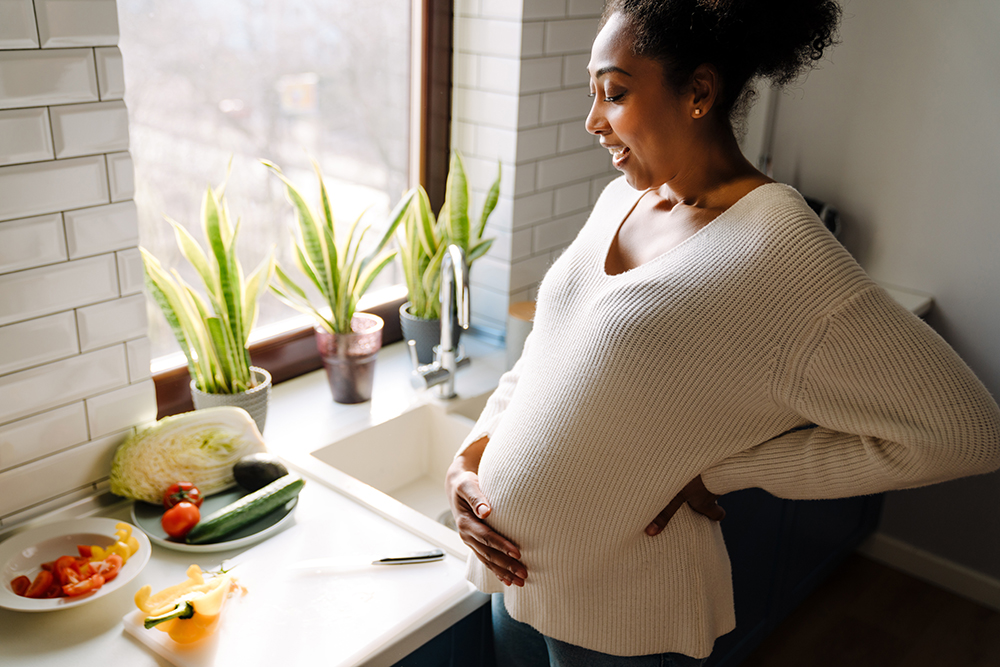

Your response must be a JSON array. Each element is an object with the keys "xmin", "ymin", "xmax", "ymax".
[{"xmin": 689, "ymin": 63, "xmax": 719, "ymax": 117}]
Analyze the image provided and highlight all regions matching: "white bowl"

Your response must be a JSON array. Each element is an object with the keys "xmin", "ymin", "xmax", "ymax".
[{"xmin": 0, "ymin": 517, "xmax": 151, "ymax": 612}]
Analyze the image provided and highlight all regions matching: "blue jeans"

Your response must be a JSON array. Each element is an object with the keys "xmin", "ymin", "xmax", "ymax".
[{"xmin": 492, "ymin": 594, "xmax": 709, "ymax": 667}]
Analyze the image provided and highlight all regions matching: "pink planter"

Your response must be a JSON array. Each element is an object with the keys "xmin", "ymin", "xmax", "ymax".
[{"xmin": 314, "ymin": 313, "xmax": 384, "ymax": 404}]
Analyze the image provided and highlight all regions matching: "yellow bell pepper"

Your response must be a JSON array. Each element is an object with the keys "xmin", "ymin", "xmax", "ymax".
[
  {"xmin": 135, "ymin": 565, "xmax": 243, "ymax": 644},
  {"xmin": 89, "ymin": 523, "xmax": 141, "ymax": 563}
]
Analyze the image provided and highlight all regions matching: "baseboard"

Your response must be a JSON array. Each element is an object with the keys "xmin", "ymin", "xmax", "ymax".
[{"xmin": 857, "ymin": 532, "xmax": 1000, "ymax": 612}]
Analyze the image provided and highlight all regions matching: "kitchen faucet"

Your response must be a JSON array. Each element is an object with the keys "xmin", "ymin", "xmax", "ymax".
[{"xmin": 408, "ymin": 244, "xmax": 471, "ymax": 398}]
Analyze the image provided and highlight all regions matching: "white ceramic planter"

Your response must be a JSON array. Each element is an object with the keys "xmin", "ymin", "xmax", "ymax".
[{"xmin": 190, "ymin": 366, "xmax": 272, "ymax": 433}]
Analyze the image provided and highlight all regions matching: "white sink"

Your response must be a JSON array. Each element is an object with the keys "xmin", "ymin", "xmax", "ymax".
[{"xmin": 310, "ymin": 391, "xmax": 491, "ymax": 525}]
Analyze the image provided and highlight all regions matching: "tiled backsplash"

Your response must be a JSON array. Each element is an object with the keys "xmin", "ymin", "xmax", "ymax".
[
  {"xmin": 453, "ymin": 0, "xmax": 618, "ymax": 330},
  {"xmin": 0, "ymin": 0, "xmax": 156, "ymax": 525}
]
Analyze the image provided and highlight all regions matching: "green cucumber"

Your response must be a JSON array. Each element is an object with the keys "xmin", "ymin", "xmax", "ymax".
[{"xmin": 185, "ymin": 474, "xmax": 305, "ymax": 544}]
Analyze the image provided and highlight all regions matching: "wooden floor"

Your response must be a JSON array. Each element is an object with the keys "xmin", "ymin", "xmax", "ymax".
[{"xmin": 741, "ymin": 554, "xmax": 1000, "ymax": 667}]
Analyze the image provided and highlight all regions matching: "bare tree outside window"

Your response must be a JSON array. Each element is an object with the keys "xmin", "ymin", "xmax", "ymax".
[{"xmin": 119, "ymin": 0, "xmax": 412, "ymax": 363}]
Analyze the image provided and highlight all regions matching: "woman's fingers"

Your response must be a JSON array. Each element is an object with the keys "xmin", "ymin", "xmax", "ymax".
[
  {"xmin": 454, "ymin": 473, "xmax": 494, "ymax": 520},
  {"xmin": 447, "ymin": 469, "xmax": 526, "ymax": 585},
  {"xmin": 646, "ymin": 475, "xmax": 725, "ymax": 536}
]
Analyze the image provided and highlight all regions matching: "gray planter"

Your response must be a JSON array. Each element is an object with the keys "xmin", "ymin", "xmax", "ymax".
[
  {"xmin": 399, "ymin": 302, "xmax": 461, "ymax": 365},
  {"xmin": 191, "ymin": 366, "xmax": 271, "ymax": 434}
]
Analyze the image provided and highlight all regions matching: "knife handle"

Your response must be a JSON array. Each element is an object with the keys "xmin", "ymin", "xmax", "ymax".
[{"xmin": 372, "ymin": 549, "xmax": 445, "ymax": 565}]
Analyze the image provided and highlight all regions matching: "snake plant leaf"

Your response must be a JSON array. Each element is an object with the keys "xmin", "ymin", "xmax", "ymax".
[
  {"xmin": 174, "ymin": 278, "xmax": 221, "ymax": 392},
  {"xmin": 292, "ymin": 240, "xmax": 327, "ymax": 300},
  {"xmin": 349, "ymin": 250, "xmax": 397, "ymax": 321},
  {"xmin": 203, "ymin": 187, "xmax": 242, "ymax": 351},
  {"xmin": 205, "ymin": 316, "xmax": 237, "ymax": 393},
  {"xmin": 166, "ymin": 216, "xmax": 214, "ymax": 292},
  {"xmin": 312, "ymin": 159, "xmax": 335, "ymax": 237},
  {"xmin": 339, "ymin": 210, "xmax": 362, "ymax": 276},
  {"xmin": 444, "ymin": 151, "xmax": 470, "ymax": 251},
  {"xmin": 270, "ymin": 282, "xmax": 335, "ymax": 334},
  {"xmin": 415, "ymin": 187, "xmax": 438, "ymax": 258},
  {"xmin": 242, "ymin": 254, "xmax": 275, "ymax": 342},
  {"xmin": 141, "ymin": 249, "xmax": 200, "ymax": 385},
  {"xmin": 467, "ymin": 237, "xmax": 494, "ymax": 264},
  {"xmin": 262, "ymin": 161, "xmax": 331, "ymax": 298},
  {"xmin": 476, "ymin": 161, "xmax": 501, "ymax": 242},
  {"xmin": 320, "ymin": 223, "xmax": 339, "ymax": 307}
]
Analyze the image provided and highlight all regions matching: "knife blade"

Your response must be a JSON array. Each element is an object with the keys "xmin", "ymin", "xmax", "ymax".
[{"xmin": 372, "ymin": 549, "xmax": 445, "ymax": 565}]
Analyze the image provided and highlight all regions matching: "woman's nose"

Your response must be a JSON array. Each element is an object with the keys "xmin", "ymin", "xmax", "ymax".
[{"xmin": 585, "ymin": 98, "xmax": 607, "ymax": 136}]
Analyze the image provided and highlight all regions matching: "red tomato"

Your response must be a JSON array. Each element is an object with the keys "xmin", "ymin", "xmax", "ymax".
[
  {"xmin": 10, "ymin": 575, "xmax": 30, "ymax": 596},
  {"xmin": 161, "ymin": 501, "xmax": 200, "ymax": 539},
  {"xmin": 23, "ymin": 570, "xmax": 54, "ymax": 598},
  {"xmin": 77, "ymin": 545, "xmax": 92, "ymax": 559},
  {"xmin": 62, "ymin": 573, "xmax": 105, "ymax": 597},
  {"xmin": 54, "ymin": 555, "xmax": 81, "ymax": 586},
  {"xmin": 162, "ymin": 482, "xmax": 204, "ymax": 509},
  {"xmin": 90, "ymin": 554, "xmax": 123, "ymax": 582}
]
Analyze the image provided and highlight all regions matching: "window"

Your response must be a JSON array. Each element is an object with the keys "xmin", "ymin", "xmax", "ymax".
[{"xmin": 118, "ymin": 0, "xmax": 452, "ymax": 413}]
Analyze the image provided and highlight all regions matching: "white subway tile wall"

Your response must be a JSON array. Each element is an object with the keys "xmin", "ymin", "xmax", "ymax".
[
  {"xmin": 0, "ymin": 0, "xmax": 39, "ymax": 49},
  {"xmin": 0, "ymin": 107, "xmax": 55, "ymax": 166},
  {"xmin": 0, "ymin": 0, "xmax": 153, "ymax": 525},
  {"xmin": 454, "ymin": 2, "xmax": 618, "ymax": 330}
]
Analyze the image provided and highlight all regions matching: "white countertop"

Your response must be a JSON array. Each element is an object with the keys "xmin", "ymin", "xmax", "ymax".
[{"xmin": 0, "ymin": 333, "xmax": 507, "ymax": 667}]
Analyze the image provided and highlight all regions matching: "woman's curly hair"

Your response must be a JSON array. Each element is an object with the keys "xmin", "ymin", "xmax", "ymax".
[{"xmin": 601, "ymin": 0, "xmax": 842, "ymax": 133}]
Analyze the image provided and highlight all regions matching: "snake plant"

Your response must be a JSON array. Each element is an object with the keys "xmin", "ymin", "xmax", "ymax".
[
  {"xmin": 398, "ymin": 150, "xmax": 500, "ymax": 320},
  {"xmin": 141, "ymin": 174, "xmax": 274, "ymax": 394},
  {"xmin": 264, "ymin": 160, "xmax": 408, "ymax": 334}
]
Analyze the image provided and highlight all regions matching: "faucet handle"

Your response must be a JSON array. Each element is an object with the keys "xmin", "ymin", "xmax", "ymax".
[{"xmin": 406, "ymin": 339, "xmax": 421, "ymax": 371}]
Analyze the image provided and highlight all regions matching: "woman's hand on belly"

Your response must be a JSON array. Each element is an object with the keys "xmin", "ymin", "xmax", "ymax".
[
  {"xmin": 645, "ymin": 474, "xmax": 726, "ymax": 536},
  {"xmin": 447, "ymin": 436, "xmax": 528, "ymax": 587}
]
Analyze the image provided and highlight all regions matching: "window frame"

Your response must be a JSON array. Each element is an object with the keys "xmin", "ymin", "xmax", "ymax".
[{"xmin": 151, "ymin": 0, "xmax": 453, "ymax": 418}]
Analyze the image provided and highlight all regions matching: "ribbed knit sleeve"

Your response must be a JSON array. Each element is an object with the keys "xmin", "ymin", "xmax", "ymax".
[
  {"xmin": 702, "ymin": 285, "xmax": 1000, "ymax": 498},
  {"xmin": 454, "ymin": 330, "xmax": 535, "ymax": 457}
]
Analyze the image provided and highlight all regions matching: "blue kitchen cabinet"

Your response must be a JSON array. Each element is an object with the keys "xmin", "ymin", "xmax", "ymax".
[{"xmin": 392, "ymin": 602, "xmax": 493, "ymax": 667}]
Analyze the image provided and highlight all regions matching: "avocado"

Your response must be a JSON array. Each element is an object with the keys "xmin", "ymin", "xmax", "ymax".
[{"xmin": 232, "ymin": 453, "xmax": 289, "ymax": 492}]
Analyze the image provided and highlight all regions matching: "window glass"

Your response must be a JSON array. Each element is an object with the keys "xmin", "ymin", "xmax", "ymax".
[{"xmin": 119, "ymin": 0, "xmax": 412, "ymax": 364}]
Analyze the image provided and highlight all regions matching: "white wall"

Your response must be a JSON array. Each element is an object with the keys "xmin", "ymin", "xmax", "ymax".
[
  {"xmin": 770, "ymin": 0, "xmax": 1000, "ymax": 579},
  {"xmin": 452, "ymin": 0, "xmax": 618, "ymax": 331},
  {"xmin": 0, "ymin": 0, "xmax": 156, "ymax": 525}
]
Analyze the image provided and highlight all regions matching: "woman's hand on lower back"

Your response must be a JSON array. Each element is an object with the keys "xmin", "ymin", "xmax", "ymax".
[
  {"xmin": 645, "ymin": 474, "xmax": 726, "ymax": 536},
  {"xmin": 447, "ymin": 437, "xmax": 528, "ymax": 587}
]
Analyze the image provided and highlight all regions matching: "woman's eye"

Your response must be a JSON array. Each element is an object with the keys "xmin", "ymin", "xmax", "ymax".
[{"xmin": 604, "ymin": 93, "xmax": 624, "ymax": 103}]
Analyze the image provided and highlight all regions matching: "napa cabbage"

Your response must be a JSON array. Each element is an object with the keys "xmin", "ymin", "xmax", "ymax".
[{"xmin": 110, "ymin": 407, "xmax": 267, "ymax": 504}]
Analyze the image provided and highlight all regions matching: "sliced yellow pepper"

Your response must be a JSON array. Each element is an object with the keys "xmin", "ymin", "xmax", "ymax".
[
  {"xmin": 90, "ymin": 523, "xmax": 141, "ymax": 563},
  {"xmin": 135, "ymin": 565, "xmax": 243, "ymax": 644}
]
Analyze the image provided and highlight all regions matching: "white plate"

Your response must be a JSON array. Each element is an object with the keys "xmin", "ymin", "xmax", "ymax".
[
  {"xmin": 130, "ymin": 489, "xmax": 297, "ymax": 554},
  {"xmin": 0, "ymin": 518, "xmax": 151, "ymax": 612}
]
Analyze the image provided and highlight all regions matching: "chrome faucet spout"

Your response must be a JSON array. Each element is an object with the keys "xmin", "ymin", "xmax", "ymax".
[{"xmin": 409, "ymin": 244, "xmax": 471, "ymax": 399}]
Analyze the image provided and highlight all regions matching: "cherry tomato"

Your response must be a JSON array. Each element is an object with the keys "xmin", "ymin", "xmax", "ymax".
[
  {"xmin": 62, "ymin": 573, "xmax": 105, "ymax": 597},
  {"xmin": 162, "ymin": 482, "xmax": 204, "ymax": 509},
  {"xmin": 10, "ymin": 575, "xmax": 30, "ymax": 596},
  {"xmin": 23, "ymin": 570, "xmax": 54, "ymax": 598},
  {"xmin": 77, "ymin": 545, "xmax": 92, "ymax": 559},
  {"xmin": 161, "ymin": 501, "xmax": 200, "ymax": 539}
]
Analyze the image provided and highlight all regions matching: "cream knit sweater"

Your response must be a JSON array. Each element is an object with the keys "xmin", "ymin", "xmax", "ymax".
[{"xmin": 457, "ymin": 178, "xmax": 1000, "ymax": 658}]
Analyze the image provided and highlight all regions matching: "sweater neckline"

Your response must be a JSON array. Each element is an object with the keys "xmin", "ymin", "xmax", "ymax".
[{"xmin": 599, "ymin": 181, "xmax": 785, "ymax": 278}]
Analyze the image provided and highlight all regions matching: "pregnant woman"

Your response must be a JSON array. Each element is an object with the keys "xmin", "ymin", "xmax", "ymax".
[{"xmin": 447, "ymin": 1, "xmax": 1000, "ymax": 665}]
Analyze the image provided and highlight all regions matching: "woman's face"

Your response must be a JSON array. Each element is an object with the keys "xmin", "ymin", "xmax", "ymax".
[{"xmin": 585, "ymin": 13, "xmax": 694, "ymax": 191}]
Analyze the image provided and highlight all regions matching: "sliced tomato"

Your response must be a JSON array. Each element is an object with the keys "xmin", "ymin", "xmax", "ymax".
[
  {"xmin": 10, "ymin": 575, "xmax": 30, "ymax": 596},
  {"xmin": 44, "ymin": 583, "xmax": 63, "ymax": 598},
  {"xmin": 54, "ymin": 555, "xmax": 81, "ymax": 586},
  {"xmin": 90, "ymin": 554, "xmax": 123, "ymax": 582},
  {"xmin": 62, "ymin": 573, "xmax": 105, "ymax": 597},
  {"xmin": 23, "ymin": 570, "xmax": 54, "ymax": 598},
  {"xmin": 39, "ymin": 560, "xmax": 56, "ymax": 572},
  {"xmin": 77, "ymin": 545, "xmax": 93, "ymax": 559},
  {"xmin": 162, "ymin": 482, "xmax": 204, "ymax": 509}
]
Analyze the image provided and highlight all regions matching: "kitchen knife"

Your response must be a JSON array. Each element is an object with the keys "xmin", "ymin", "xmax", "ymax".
[{"xmin": 372, "ymin": 549, "xmax": 445, "ymax": 565}]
